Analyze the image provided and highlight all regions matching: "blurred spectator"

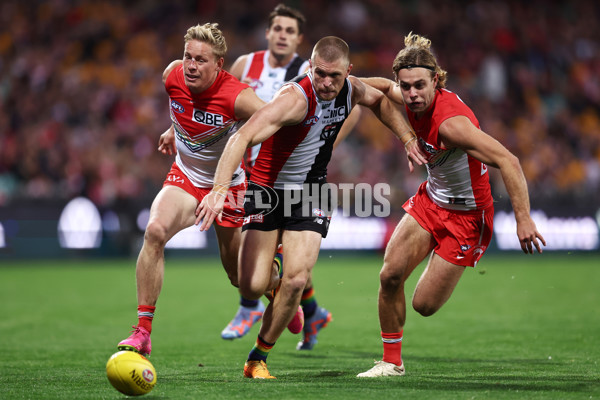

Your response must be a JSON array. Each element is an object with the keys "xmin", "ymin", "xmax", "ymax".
[{"xmin": 0, "ymin": 0, "xmax": 598, "ymax": 215}]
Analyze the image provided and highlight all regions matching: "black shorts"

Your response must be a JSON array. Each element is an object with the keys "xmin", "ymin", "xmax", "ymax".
[{"xmin": 242, "ymin": 181, "xmax": 333, "ymax": 238}]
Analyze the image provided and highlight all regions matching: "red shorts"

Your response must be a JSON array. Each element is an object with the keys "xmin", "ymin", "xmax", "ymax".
[
  {"xmin": 163, "ymin": 163, "xmax": 246, "ymax": 228},
  {"xmin": 403, "ymin": 182, "xmax": 494, "ymax": 267}
]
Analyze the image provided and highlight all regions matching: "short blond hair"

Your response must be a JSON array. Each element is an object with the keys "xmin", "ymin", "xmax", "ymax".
[
  {"xmin": 311, "ymin": 36, "xmax": 350, "ymax": 67},
  {"xmin": 184, "ymin": 23, "xmax": 227, "ymax": 59},
  {"xmin": 392, "ymin": 32, "xmax": 448, "ymax": 89}
]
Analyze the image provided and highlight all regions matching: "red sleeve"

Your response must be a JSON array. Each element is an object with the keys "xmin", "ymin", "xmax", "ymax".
[
  {"xmin": 164, "ymin": 64, "xmax": 183, "ymax": 95},
  {"xmin": 432, "ymin": 90, "xmax": 480, "ymax": 131}
]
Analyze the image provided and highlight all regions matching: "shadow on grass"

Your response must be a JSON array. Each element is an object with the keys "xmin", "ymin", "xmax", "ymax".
[
  {"xmin": 284, "ymin": 355, "xmax": 600, "ymax": 394},
  {"xmin": 403, "ymin": 373, "xmax": 598, "ymax": 392},
  {"xmin": 152, "ymin": 354, "xmax": 599, "ymax": 396}
]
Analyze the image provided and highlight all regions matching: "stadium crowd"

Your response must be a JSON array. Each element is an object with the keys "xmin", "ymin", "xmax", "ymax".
[{"xmin": 0, "ymin": 0, "xmax": 598, "ymax": 216}]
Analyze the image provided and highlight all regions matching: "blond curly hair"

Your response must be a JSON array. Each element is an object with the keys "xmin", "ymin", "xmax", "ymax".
[{"xmin": 392, "ymin": 32, "xmax": 448, "ymax": 89}]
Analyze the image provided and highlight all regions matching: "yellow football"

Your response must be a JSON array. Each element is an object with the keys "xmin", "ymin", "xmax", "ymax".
[{"xmin": 106, "ymin": 351, "xmax": 156, "ymax": 396}]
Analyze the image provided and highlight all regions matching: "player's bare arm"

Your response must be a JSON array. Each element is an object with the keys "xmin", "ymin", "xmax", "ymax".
[
  {"xmin": 157, "ymin": 125, "xmax": 176, "ymax": 155},
  {"xmin": 228, "ymin": 54, "xmax": 249, "ymax": 81},
  {"xmin": 359, "ymin": 77, "xmax": 405, "ymax": 105},
  {"xmin": 162, "ymin": 60, "xmax": 183, "ymax": 84},
  {"xmin": 439, "ymin": 115, "xmax": 546, "ymax": 254},
  {"xmin": 234, "ymin": 87, "xmax": 266, "ymax": 120},
  {"xmin": 195, "ymin": 85, "xmax": 308, "ymax": 230},
  {"xmin": 157, "ymin": 61, "xmax": 184, "ymax": 156},
  {"xmin": 351, "ymin": 76, "xmax": 427, "ymax": 170}
]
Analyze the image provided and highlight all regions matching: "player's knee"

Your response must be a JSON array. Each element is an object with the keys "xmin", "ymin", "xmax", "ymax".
[
  {"xmin": 144, "ymin": 220, "xmax": 169, "ymax": 247},
  {"xmin": 379, "ymin": 264, "xmax": 404, "ymax": 292},
  {"xmin": 221, "ymin": 259, "xmax": 239, "ymax": 287},
  {"xmin": 226, "ymin": 273, "xmax": 239, "ymax": 288},
  {"xmin": 412, "ymin": 297, "xmax": 439, "ymax": 317},
  {"xmin": 282, "ymin": 274, "xmax": 307, "ymax": 296},
  {"xmin": 239, "ymin": 280, "xmax": 264, "ymax": 300}
]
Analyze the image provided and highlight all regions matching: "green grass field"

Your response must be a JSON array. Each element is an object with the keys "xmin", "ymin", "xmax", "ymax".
[{"xmin": 1, "ymin": 252, "xmax": 599, "ymax": 399}]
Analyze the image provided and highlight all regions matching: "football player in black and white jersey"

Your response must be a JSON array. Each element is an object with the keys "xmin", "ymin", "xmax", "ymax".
[
  {"xmin": 196, "ymin": 36, "xmax": 426, "ymax": 379},
  {"xmin": 221, "ymin": 4, "xmax": 360, "ymax": 348},
  {"xmin": 219, "ymin": 4, "xmax": 308, "ymax": 343}
]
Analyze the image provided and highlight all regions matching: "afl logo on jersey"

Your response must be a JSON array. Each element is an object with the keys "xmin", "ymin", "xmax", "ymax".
[
  {"xmin": 170, "ymin": 100, "xmax": 184, "ymax": 113},
  {"xmin": 248, "ymin": 79, "xmax": 263, "ymax": 90},
  {"xmin": 304, "ymin": 115, "xmax": 319, "ymax": 126}
]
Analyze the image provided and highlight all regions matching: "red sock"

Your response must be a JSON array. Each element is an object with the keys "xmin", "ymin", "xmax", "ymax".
[
  {"xmin": 137, "ymin": 305, "xmax": 156, "ymax": 333},
  {"xmin": 382, "ymin": 330, "xmax": 403, "ymax": 366}
]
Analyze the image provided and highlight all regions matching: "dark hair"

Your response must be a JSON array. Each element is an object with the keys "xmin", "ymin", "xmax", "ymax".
[{"xmin": 268, "ymin": 4, "xmax": 306, "ymax": 35}]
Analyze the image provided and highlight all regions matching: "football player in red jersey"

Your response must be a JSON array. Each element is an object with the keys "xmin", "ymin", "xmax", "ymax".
[
  {"xmin": 356, "ymin": 32, "xmax": 545, "ymax": 378},
  {"xmin": 116, "ymin": 23, "xmax": 266, "ymax": 357}
]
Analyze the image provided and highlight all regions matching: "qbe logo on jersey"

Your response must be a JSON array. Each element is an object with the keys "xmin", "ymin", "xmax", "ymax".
[{"xmin": 193, "ymin": 109, "xmax": 224, "ymax": 126}]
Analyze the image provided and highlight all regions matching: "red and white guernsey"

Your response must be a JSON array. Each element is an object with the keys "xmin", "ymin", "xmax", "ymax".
[
  {"xmin": 241, "ymin": 50, "xmax": 310, "ymax": 103},
  {"xmin": 251, "ymin": 73, "xmax": 353, "ymax": 190},
  {"xmin": 407, "ymin": 89, "xmax": 493, "ymax": 211},
  {"xmin": 166, "ymin": 64, "xmax": 247, "ymax": 188},
  {"xmin": 241, "ymin": 50, "xmax": 309, "ymax": 168}
]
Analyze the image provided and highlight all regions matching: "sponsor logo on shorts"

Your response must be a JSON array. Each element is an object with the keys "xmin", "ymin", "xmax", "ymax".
[
  {"xmin": 460, "ymin": 244, "xmax": 471, "ymax": 252},
  {"xmin": 166, "ymin": 174, "xmax": 185, "ymax": 185},
  {"xmin": 243, "ymin": 214, "xmax": 264, "ymax": 224},
  {"xmin": 312, "ymin": 208, "xmax": 325, "ymax": 217},
  {"xmin": 473, "ymin": 246, "xmax": 485, "ymax": 258},
  {"xmin": 408, "ymin": 196, "xmax": 415, "ymax": 208}
]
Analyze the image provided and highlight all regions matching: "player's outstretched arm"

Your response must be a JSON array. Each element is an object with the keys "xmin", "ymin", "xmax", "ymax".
[
  {"xmin": 439, "ymin": 116, "xmax": 546, "ymax": 254},
  {"xmin": 195, "ymin": 85, "xmax": 307, "ymax": 231},
  {"xmin": 351, "ymin": 76, "xmax": 427, "ymax": 171},
  {"xmin": 359, "ymin": 77, "xmax": 401, "ymax": 102}
]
